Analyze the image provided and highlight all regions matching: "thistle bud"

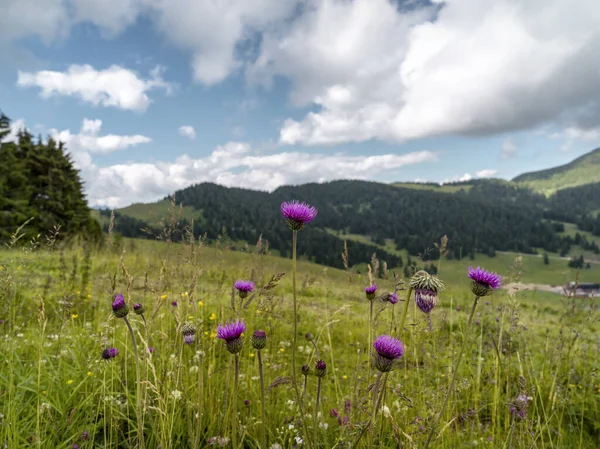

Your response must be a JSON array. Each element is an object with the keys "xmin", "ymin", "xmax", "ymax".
[
  {"xmin": 101, "ymin": 347, "xmax": 119, "ymax": 360},
  {"xmin": 181, "ymin": 323, "xmax": 197, "ymax": 345},
  {"xmin": 251, "ymin": 330, "xmax": 267, "ymax": 350},
  {"xmin": 133, "ymin": 303, "xmax": 145, "ymax": 315},
  {"xmin": 301, "ymin": 364, "xmax": 311, "ymax": 376},
  {"xmin": 304, "ymin": 332, "xmax": 314, "ymax": 342},
  {"xmin": 314, "ymin": 360, "xmax": 327, "ymax": 378},
  {"xmin": 111, "ymin": 294, "xmax": 129, "ymax": 318}
]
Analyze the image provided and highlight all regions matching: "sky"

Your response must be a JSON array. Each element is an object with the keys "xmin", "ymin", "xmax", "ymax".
[{"xmin": 1, "ymin": 0, "xmax": 600, "ymax": 208}]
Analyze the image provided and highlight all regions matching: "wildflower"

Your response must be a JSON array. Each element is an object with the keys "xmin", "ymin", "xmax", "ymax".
[
  {"xmin": 280, "ymin": 200, "xmax": 318, "ymax": 231},
  {"xmin": 409, "ymin": 270, "xmax": 445, "ymax": 293},
  {"xmin": 279, "ymin": 347, "xmax": 285, "ymax": 353},
  {"xmin": 234, "ymin": 280, "xmax": 255, "ymax": 299},
  {"xmin": 67, "ymin": 379, "xmax": 74, "ymax": 385},
  {"xmin": 148, "ymin": 347, "xmax": 154, "ymax": 354},
  {"xmin": 72, "ymin": 444, "xmax": 79, "ymax": 449},
  {"xmin": 249, "ymin": 353, "xmax": 255, "ymax": 357},
  {"xmin": 305, "ymin": 332, "xmax": 314, "ymax": 342},
  {"xmin": 81, "ymin": 430, "xmax": 89, "ymax": 441},
  {"xmin": 133, "ymin": 303, "xmax": 145, "ymax": 315},
  {"xmin": 181, "ymin": 323, "xmax": 197, "ymax": 345},
  {"xmin": 111, "ymin": 293, "xmax": 129, "ymax": 318},
  {"xmin": 270, "ymin": 445, "xmax": 283, "ymax": 449},
  {"xmin": 330, "ymin": 408, "xmax": 339, "ymax": 418},
  {"xmin": 509, "ymin": 394, "xmax": 530, "ymax": 420},
  {"xmin": 251, "ymin": 330, "xmax": 267, "ymax": 350},
  {"xmin": 198, "ymin": 300, "xmax": 204, "ymax": 306},
  {"xmin": 415, "ymin": 289, "xmax": 437, "ymax": 314},
  {"xmin": 160, "ymin": 294, "xmax": 168, "ymax": 299},
  {"xmin": 301, "ymin": 364, "xmax": 311, "ymax": 376},
  {"xmin": 372, "ymin": 335, "xmax": 405, "ymax": 372},
  {"xmin": 315, "ymin": 360, "xmax": 327, "ymax": 378},
  {"xmin": 171, "ymin": 301, "xmax": 178, "ymax": 307},
  {"xmin": 71, "ymin": 314, "xmax": 78, "ymax": 319},
  {"xmin": 382, "ymin": 405, "xmax": 391, "ymax": 418},
  {"xmin": 365, "ymin": 284, "xmax": 378, "ymax": 300},
  {"xmin": 388, "ymin": 292, "xmax": 399, "ymax": 305},
  {"xmin": 342, "ymin": 375, "xmax": 348, "ymax": 380},
  {"xmin": 209, "ymin": 313, "xmax": 216, "ymax": 320},
  {"xmin": 244, "ymin": 399, "xmax": 251, "ymax": 406},
  {"xmin": 170, "ymin": 390, "xmax": 182, "ymax": 400},
  {"xmin": 101, "ymin": 348, "xmax": 119, "ymax": 360},
  {"xmin": 217, "ymin": 320, "xmax": 246, "ymax": 354},
  {"xmin": 468, "ymin": 266, "xmax": 502, "ymax": 297},
  {"xmin": 87, "ymin": 371, "xmax": 93, "ymax": 376}
]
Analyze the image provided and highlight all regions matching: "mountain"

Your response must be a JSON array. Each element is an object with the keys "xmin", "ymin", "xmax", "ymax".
[
  {"xmin": 514, "ymin": 147, "xmax": 600, "ymax": 195},
  {"xmin": 102, "ymin": 179, "xmax": 600, "ymax": 271}
]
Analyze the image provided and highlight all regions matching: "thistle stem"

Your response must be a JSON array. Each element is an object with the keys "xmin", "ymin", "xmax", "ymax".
[
  {"xmin": 314, "ymin": 377, "xmax": 322, "ymax": 449},
  {"xmin": 398, "ymin": 287, "xmax": 413, "ymax": 337},
  {"xmin": 424, "ymin": 295, "xmax": 480, "ymax": 448},
  {"xmin": 123, "ymin": 316, "xmax": 145, "ymax": 449},
  {"xmin": 369, "ymin": 371, "xmax": 383, "ymax": 449},
  {"xmin": 258, "ymin": 350, "xmax": 267, "ymax": 449},
  {"xmin": 233, "ymin": 353, "xmax": 240, "ymax": 449},
  {"xmin": 368, "ymin": 299, "xmax": 374, "ymax": 379}
]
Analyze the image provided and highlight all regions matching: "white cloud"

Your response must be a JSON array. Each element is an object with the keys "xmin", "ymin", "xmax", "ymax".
[
  {"xmin": 178, "ymin": 125, "xmax": 196, "ymax": 140},
  {"xmin": 4, "ymin": 118, "xmax": 27, "ymax": 142},
  {"xmin": 254, "ymin": 0, "xmax": 600, "ymax": 145},
  {"xmin": 476, "ymin": 169, "xmax": 497, "ymax": 178},
  {"xmin": 458, "ymin": 173, "xmax": 473, "ymax": 182},
  {"xmin": 500, "ymin": 138, "xmax": 517, "ymax": 159},
  {"xmin": 85, "ymin": 144, "xmax": 438, "ymax": 207},
  {"xmin": 17, "ymin": 65, "xmax": 172, "ymax": 112},
  {"xmin": 48, "ymin": 118, "xmax": 151, "ymax": 168}
]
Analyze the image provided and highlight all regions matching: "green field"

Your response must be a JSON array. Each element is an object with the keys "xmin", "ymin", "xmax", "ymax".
[
  {"xmin": 391, "ymin": 182, "xmax": 473, "ymax": 193},
  {"xmin": 1, "ymin": 233, "xmax": 599, "ymax": 449}
]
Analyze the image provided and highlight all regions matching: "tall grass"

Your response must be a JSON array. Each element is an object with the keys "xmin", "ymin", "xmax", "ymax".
[{"xmin": 0, "ymin": 229, "xmax": 598, "ymax": 448}]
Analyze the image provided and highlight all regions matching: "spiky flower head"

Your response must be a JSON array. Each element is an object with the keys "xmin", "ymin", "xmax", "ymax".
[
  {"xmin": 112, "ymin": 293, "xmax": 129, "ymax": 318},
  {"xmin": 364, "ymin": 284, "xmax": 378, "ymax": 300},
  {"xmin": 388, "ymin": 292, "xmax": 399, "ymax": 305},
  {"xmin": 133, "ymin": 302, "xmax": 145, "ymax": 315},
  {"xmin": 315, "ymin": 360, "xmax": 327, "ymax": 378},
  {"xmin": 372, "ymin": 335, "xmax": 405, "ymax": 372},
  {"xmin": 305, "ymin": 332, "xmax": 314, "ymax": 342},
  {"xmin": 251, "ymin": 330, "xmax": 267, "ymax": 350},
  {"xmin": 217, "ymin": 320, "xmax": 246, "ymax": 354},
  {"xmin": 468, "ymin": 266, "xmax": 502, "ymax": 297},
  {"xmin": 301, "ymin": 364, "xmax": 311, "ymax": 376},
  {"xmin": 234, "ymin": 280, "xmax": 255, "ymax": 299},
  {"xmin": 415, "ymin": 289, "xmax": 437, "ymax": 314},
  {"xmin": 101, "ymin": 347, "xmax": 119, "ymax": 360},
  {"xmin": 409, "ymin": 271, "xmax": 445, "ymax": 294},
  {"xmin": 181, "ymin": 323, "xmax": 197, "ymax": 345},
  {"xmin": 280, "ymin": 200, "xmax": 318, "ymax": 231}
]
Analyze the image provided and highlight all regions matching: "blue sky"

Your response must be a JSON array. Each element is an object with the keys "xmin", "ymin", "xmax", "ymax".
[{"xmin": 1, "ymin": 0, "xmax": 599, "ymax": 207}]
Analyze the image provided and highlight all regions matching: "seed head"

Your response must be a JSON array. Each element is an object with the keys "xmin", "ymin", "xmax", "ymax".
[
  {"xmin": 251, "ymin": 330, "xmax": 267, "ymax": 350},
  {"xmin": 111, "ymin": 293, "xmax": 129, "ymax": 318},
  {"xmin": 409, "ymin": 271, "xmax": 445, "ymax": 294},
  {"xmin": 468, "ymin": 266, "xmax": 502, "ymax": 296},
  {"xmin": 181, "ymin": 323, "xmax": 197, "ymax": 345},
  {"xmin": 280, "ymin": 200, "xmax": 318, "ymax": 231}
]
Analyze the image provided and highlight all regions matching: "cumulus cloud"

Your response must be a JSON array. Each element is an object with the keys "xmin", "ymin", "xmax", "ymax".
[
  {"xmin": 476, "ymin": 169, "xmax": 497, "ymax": 178},
  {"xmin": 84, "ymin": 143, "xmax": 438, "ymax": 207},
  {"xmin": 48, "ymin": 118, "xmax": 151, "ymax": 168},
  {"xmin": 178, "ymin": 125, "xmax": 196, "ymax": 140},
  {"xmin": 17, "ymin": 65, "xmax": 172, "ymax": 112}
]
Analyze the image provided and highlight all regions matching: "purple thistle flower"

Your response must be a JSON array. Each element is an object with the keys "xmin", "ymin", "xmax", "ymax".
[
  {"xmin": 415, "ymin": 289, "xmax": 437, "ymax": 314},
  {"xmin": 148, "ymin": 347, "xmax": 154, "ymax": 354},
  {"xmin": 372, "ymin": 335, "xmax": 405, "ymax": 372},
  {"xmin": 182, "ymin": 323, "xmax": 197, "ymax": 345},
  {"xmin": 510, "ymin": 394, "xmax": 530, "ymax": 420},
  {"xmin": 234, "ymin": 280, "xmax": 255, "ymax": 299},
  {"xmin": 280, "ymin": 200, "xmax": 318, "ymax": 231},
  {"xmin": 388, "ymin": 292, "xmax": 399, "ymax": 305},
  {"xmin": 171, "ymin": 301, "xmax": 178, "ymax": 307},
  {"xmin": 329, "ymin": 408, "xmax": 339, "ymax": 418},
  {"xmin": 81, "ymin": 430, "xmax": 89, "ymax": 441},
  {"xmin": 112, "ymin": 293, "xmax": 128, "ymax": 318},
  {"xmin": 101, "ymin": 348, "xmax": 119, "ymax": 360},
  {"xmin": 217, "ymin": 320, "xmax": 246, "ymax": 354},
  {"xmin": 364, "ymin": 284, "xmax": 377, "ymax": 300},
  {"xmin": 468, "ymin": 266, "xmax": 502, "ymax": 296}
]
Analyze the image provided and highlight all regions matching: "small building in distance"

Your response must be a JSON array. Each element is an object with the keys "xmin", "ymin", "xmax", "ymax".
[{"xmin": 564, "ymin": 282, "xmax": 600, "ymax": 297}]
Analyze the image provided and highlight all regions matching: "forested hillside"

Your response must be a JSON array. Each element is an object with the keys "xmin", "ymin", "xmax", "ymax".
[{"xmin": 0, "ymin": 111, "xmax": 101, "ymax": 242}]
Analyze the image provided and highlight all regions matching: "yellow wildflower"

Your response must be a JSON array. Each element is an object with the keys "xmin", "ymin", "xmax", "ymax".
[
  {"xmin": 342, "ymin": 375, "xmax": 348, "ymax": 380},
  {"xmin": 66, "ymin": 380, "xmax": 74, "ymax": 385},
  {"xmin": 209, "ymin": 313, "xmax": 216, "ymax": 321},
  {"xmin": 279, "ymin": 348, "xmax": 285, "ymax": 353},
  {"xmin": 161, "ymin": 294, "xmax": 168, "ymax": 300},
  {"xmin": 210, "ymin": 331, "xmax": 217, "ymax": 338},
  {"xmin": 249, "ymin": 353, "xmax": 255, "ymax": 358},
  {"xmin": 204, "ymin": 331, "xmax": 209, "ymax": 336},
  {"xmin": 87, "ymin": 372, "xmax": 93, "ymax": 377},
  {"xmin": 71, "ymin": 314, "xmax": 78, "ymax": 319},
  {"xmin": 198, "ymin": 301, "xmax": 204, "ymax": 306}
]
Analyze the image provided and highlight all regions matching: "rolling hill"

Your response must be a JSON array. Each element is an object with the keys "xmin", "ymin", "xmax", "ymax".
[{"xmin": 514, "ymin": 147, "xmax": 600, "ymax": 194}]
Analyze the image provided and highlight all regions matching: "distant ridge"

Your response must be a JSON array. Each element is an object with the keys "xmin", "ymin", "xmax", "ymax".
[{"xmin": 514, "ymin": 147, "xmax": 600, "ymax": 195}]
